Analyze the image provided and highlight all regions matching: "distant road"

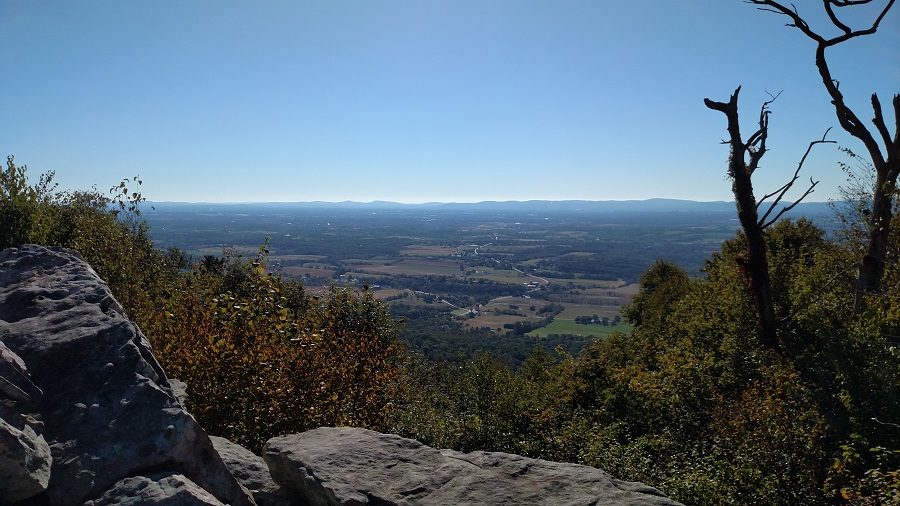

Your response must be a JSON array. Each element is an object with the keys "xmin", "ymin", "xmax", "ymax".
[{"xmin": 513, "ymin": 267, "xmax": 549, "ymax": 287}]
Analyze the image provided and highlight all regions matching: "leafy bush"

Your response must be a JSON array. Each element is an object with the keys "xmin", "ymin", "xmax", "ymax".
[{"xmin": 146, "ymin": 246, "xmax": 403, "ymax": 450}]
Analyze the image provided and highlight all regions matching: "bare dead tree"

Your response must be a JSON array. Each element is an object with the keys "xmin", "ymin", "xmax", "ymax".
[
  {"xmin": 748, "ymin": 0, "xmax": 899, "ymax": 310},
  {"xmin": 705, "ymin": 87, "xmax": 832, "ymax": 354}
]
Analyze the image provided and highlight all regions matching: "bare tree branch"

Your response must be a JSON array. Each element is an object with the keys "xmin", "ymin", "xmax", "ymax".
[
  {"xmin": 747, "ymin": 1, "xmax": 825, "ymax": 42},
  {"xmin": 831, "ymin": 1, "xmax": 874, "ymax": 6},
  {"xmin": 815, "ymin": 46, "xmax": 887, "ymax": 168},
  {"xmin": 894, "ymin": 94, "xmax": 900, "ymax": 151},
  {"xmin": 758, "ymin": 128, "xmax": 834, "ymax": 228},
  {"xmin": 749, "ymin": 0, "xmax": 899, "ymax": 305},
  {"xmin": 748, "ymin": 0, "xmax": 895, "ymax": 46},
  {"xmin": 871, "ymin": 94, "xmax": 893, "ymax": 154},
  {"xmin": 824, "ymin": 0, "xmax": 853, "ymax": 34},
  {"xmin": 825, "ymin": 0, "xmax": 894, "ymax": 46},
  {"xmin": 746, "ymin": 91, "xmax": 781, "ymax": 175},
  {"xmin": 762, "ymin": 178, "xmax": 820, "ymax": 229}
]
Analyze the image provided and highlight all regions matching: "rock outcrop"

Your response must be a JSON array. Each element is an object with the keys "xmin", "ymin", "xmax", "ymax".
[
  {"xmin": 211, "ymin": 436, "xmax": 290, "ymax": 506},
  {"xmin": 263, "ymin": 427, "xmax": 681, "ymax": 505},
  {"xmin": 0, "ymin": 246, "xmax": 254, "ymax": 505}
]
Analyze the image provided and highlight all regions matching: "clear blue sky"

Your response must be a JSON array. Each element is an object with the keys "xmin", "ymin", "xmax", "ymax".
[{"xmin": 1, "ymin": 1, "xmax": 897, "ymax": 203}]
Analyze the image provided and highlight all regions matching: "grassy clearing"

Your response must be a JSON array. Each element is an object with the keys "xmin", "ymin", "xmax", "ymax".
[
  {"xmin": 556, "ymin": 304, "xmax": 620, "ymax": 320},
  {"xmin": 466, "ymin": 267, "xmax": 530, "ymax": 284},
  {"xmin": 373, "ymin": 288, "xmax": 406, "ymax": 300}
]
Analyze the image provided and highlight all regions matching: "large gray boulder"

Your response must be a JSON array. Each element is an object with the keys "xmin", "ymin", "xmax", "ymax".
[
  {"xmin": 0, "ymin": 246, "xmax": 255, "ymax": 506},
  {"xmin": 264, "ymin": 427, "xmax": 681, "ymax": 506},
  {"xmin": 210, "ymin": 436, "xmax": 290, "ymax": 506}
]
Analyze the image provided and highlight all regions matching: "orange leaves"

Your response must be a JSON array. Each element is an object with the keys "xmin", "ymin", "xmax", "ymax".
[{"xmin": 142, "ymin": 258, "xmax": 402, "ymax": 452}]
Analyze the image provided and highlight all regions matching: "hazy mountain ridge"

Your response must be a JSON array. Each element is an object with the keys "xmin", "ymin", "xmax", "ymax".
[{"xmin": 146, "ymin": 198, "xmax": 834, "ymax": 216}]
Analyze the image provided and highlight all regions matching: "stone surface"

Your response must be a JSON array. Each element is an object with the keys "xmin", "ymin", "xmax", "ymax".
[
  {"xmin": 169, "ymin": 377, "xmax": 189, "ymax": 409},
  {"xmin": 264, "ymin": 427, "xmax": 682, "ymax": 506},
  {"xmin": 84, "ymin": 473, "xmax": 225, "ymax": 505},
  {"xmin": 0, "ymin": 246, "xmax": 255, "ymax": 506},
  {"xmin": 0, "ymin": 407, "xmax": 52, "ymax": 503},
  {"xmin": 0, "ymin": 336, "xmax": 51, "ymax": 503},
  {"xmin": 0, "ymin": 339, "xmax": 42, "ymax": 404},
  {"xmin": 211, "ymin": 436, "xmax": 290, "ymax": 506}
]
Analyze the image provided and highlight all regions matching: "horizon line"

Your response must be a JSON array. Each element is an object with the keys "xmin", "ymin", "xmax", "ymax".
[{"xmin": 144, "ymin": 197, "xmax": 834, "ymax": 205}]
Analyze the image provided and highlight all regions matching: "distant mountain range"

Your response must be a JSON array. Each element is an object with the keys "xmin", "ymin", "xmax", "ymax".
[{"xmin": 146, "ymin": 198, "xmax": 836, "ymax": 216}]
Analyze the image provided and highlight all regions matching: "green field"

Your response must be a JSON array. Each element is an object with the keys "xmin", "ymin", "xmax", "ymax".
[{"xmin": 528, "ymin": 320, "xmax": 632, "ymax": 338}]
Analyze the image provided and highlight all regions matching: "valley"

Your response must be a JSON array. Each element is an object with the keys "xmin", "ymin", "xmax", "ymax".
[{"xmin": 145, "ymin": 200, "xmax": 834, "ymax": 364}]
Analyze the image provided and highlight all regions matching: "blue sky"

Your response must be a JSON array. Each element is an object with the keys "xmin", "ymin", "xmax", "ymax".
[{"xmin": 1, "ymin": 1, "xmax": 897, "ymax": 203}]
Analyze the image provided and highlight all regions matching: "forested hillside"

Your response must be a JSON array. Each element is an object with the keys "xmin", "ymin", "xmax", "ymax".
[{"xmin": 3, "ymin": 153, "xmax": 897, "ymax": 504}]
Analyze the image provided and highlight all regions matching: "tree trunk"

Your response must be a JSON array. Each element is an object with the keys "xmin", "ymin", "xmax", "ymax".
[
  {"xmin": 855, "ymin": 161, "xmax": 898, "ymax": 309},
  {"xmin": 705, "ymin": 88, "xmax": 781, "ymax": 353},
  {"xmin": 732, "ymin": 173, "xmax": 780, "ymax": 350}
]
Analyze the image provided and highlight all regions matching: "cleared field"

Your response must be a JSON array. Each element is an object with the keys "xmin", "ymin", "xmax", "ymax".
[
  {"xmin": 528, "ymin": 320, "xmax": 632, "ymax": 338},
  {"xmin": 544, "ymin": 277, "xmax": 630, "ymax": 289},
  {"xmin": 283, "ymin": 266, "xmax": 335, "ymax": 278},
  {"xmin": 352, "ymin": 258, "xmax": 462, "ymax": 276},
  {"xmin": 466, "ymin": 267, "xmax": 530, "ymax": 285},
  {"xmin": 373, "ymin": 288, "xmax": 406, "ymax": 300},
  {"xmin": 463, "ymin": 313, "xmax": 531, "ymax": 332},
  {"xmin": 556, "ymin": 303, "xmax": 621, "ymax": 320},
  {"xmin": 271, "ymin": 254, "xmax": 328, "ymax": 262},
  {"xmin": 385, "ymin": 292, "xmax": 456, "ymax": 309},
  {"xmin": 400, "ymin": 245, "xmax": 457, "ymax": 257},
  {"xmin": 576, "ymin": 287, "xmax": 635, "ymax": 297},
  {"xmin": 481, "ymin": 296, "xmax": 547, "ymax": 308},
  {"xmin": 461, "ymin": 296, "xmax": 553, "ymax": 332}
]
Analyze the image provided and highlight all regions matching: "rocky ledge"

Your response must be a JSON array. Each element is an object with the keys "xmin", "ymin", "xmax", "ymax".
[
  {"xmin": 263, "ymin": 427, "xmax": 679, "ymax": 506},
  {"xmin": 0, "ymin": 245, "xmax": 680, "ymax": 505}
]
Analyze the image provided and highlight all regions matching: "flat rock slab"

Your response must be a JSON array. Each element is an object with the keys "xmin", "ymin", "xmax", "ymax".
[
  {"xmin": 211, "ymin": 436, "xmax": 290, "ymax": 506},
  {"xmin": 264, "ymin": 427, "xmax": 681, "ymax": 506},
  {"xmin": 0, "ymin": 246, "xmax": 254, "ymax": 506},
  {"xmin": 84, "ymin": 473, "xmax": 225, "ymax": 505}
]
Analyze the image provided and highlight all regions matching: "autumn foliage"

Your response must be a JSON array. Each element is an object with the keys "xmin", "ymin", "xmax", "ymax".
[{"xmin": 145, "ymin": 246, "xmax": 402, "ymax": 451}]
